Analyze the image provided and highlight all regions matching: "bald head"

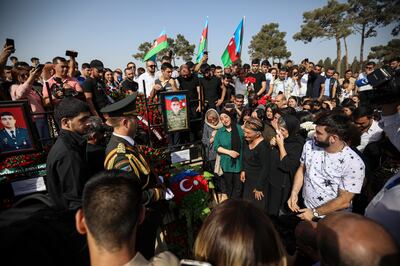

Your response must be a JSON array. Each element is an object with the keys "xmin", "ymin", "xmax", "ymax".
[
  {"xmin": 275, "ymin": 94, "xmax": 287, "ymax": 109},
  {"xmin": 317, "ymin": 212, "xmax": 399, "ymax": 266}
]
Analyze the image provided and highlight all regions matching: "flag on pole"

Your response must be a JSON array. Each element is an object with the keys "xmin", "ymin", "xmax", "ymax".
[
  {"xmin": 143, "ymin": 30, "xmax": 169, "ymax": 62},
  {"xmin": 196, "ymin": 18, "xmax": 208, "ymax": 64},
  {"xmin": 221, "ymin": 18, "xmax": 244, "ymax": 68}
]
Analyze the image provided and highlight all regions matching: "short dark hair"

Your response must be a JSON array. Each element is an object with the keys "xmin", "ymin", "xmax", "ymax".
[
  {"xmin": 81, "ymin": 63, "xmax": 90, "ymax": 69},
  {"xmin": 186, "ymin": 61, "xmax": 195, "ymax": 68},
  {"xmin": 10, "ymin": 56, "xmax": 18, "ymax": 61},
  {"xmin": 222, "ymin": 73, "xmax": 232, "ymax": 80},
  {"xmin": 352, "ymin": 106, "xmax": 374, "ymax": 120},
  {"xmin": 4, "ymin": 66, "xmax": 12, "ymax": 71},
  {"xmin": 161, "ymin": 55, "xmax": 171, "ymax": 62},
  {"xmin": 54, "ymin": 97, "xmax": 90, "ymax": 126},
  {"xmin": 327, "ymin": 67, "xmax": 335, "ymax": 72},
  {"xmin": 0, "ymin": 112, "xmax": 14, "ymax": 118},
  {"xmin": 161, "ymin": 62, "xmax": 173, "ymax": 71},
  {"xmin": 52, "ymin": 56, "xmax": 67, "ymax": 65},
  {"xmin": 251, "ymin": 59, "xmax": 260, "ymax": 65},
  {"xmin": 200, "ymin": 64, "xmax": 210, "ymax": 74},
  {"xmin": 366, "ymin": 61, "xmax": 376, "ymax": 67},
  {"xmin": 345, "ymin": 69, "xmax": 352, "ymax": 74},
  {"xmin": 243, "ymin": 63, "xmax": 250, "ymax": 70},
  {"xmin": 315, "ymin": 113, "xmax": 352, "ymax": 140},
  {"xmin": 171, "ymin": 97, "xmax": 179, "ymax": 102},
  {"xmin": 82, "ymin": 170, "xmax": 142, "ymax": 250},
  {"xmin": 210, "ymin": 64, "xmax": 216, "ymax": 69},
  {"xmin": 261, "ymin": 60, "xmax": 271, "ymax": 67},
  {"xmin": 235, "ymin": 94, "xmax": 244, "ymax": 100},
  {"xmin": 389, "ymin": 57, "xmax": 400, "ymax": 63},
  {"xmin": 215, "ymin": 66, "xmax": 222, "ymax": 71}
]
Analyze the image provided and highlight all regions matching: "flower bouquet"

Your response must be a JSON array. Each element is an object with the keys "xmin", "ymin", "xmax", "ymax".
[{"xmin": 164, "ymin": 170, "xmax": 214, "ymax": 258}]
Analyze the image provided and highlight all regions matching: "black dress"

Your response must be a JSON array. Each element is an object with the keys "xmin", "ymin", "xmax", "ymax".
[
  {"xmin": 265, "ymin": 135, "xmax": 304, "ymax": 216},
  {"xmin": 242, "ymin": 139, "xmax": 270, "ymax": 210}
]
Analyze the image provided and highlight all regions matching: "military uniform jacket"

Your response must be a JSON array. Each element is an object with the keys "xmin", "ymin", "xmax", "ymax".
[
  {"xmin": 105, "ymin": 135, "xmax": 162, "ymax": 204},
  {"xmin": 167, "ymin": 110, "xmax": 187, "ymax": 131},
  {"xmin": 46, "ymin": 129, "xmax": 89, "ymax": 210},
  {"xmin": 0, "ymin": 128, "xmax": 32, "ymax": 152}
]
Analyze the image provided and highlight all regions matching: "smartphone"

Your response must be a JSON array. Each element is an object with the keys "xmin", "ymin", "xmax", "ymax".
[
  {"xmin": 6, "ymin": 38, "xmax": 15, "ymax": 52},
  {"xmin": 35, "ymin": 64, "xmax": 45, "ymax": 72},
  {"xmin": 65, "ymin": 50, "xmax": 78, "ymax": 57},
  {"xmin": 180, "ymin": 259, "xmax": 212, "ymax": 266}
]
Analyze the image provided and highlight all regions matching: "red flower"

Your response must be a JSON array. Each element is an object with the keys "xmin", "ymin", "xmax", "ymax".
[{"xmin": 244, "ymin": 76, "xmax": 256, "ymax": 84}]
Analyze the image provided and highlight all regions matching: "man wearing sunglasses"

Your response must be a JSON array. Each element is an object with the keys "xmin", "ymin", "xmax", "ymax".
[
  {"xmin": 137, "ymin": 60, "xmax": 156, "ymax": 97},
  {"xmin": 356, "ymin": 61, "xmax": 376, "ymax": 93}
]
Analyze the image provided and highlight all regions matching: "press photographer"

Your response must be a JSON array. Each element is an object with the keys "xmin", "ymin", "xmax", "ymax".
[{"xmin": 42, "ymin": 54, "xmax": 84, "ymax": 106}]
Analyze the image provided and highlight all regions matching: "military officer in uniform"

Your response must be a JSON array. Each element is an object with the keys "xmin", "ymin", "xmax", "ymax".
[
  {"xmin": 0, "ymin": 112, "xmax": 32, "ymax": 152},
  {"xmin": 167, "ymin": 96, "xmax": 187, "ymax": 131},
  {"xmin": 101, "ymin": 93, "xmax": 167, "ymax": 259}
]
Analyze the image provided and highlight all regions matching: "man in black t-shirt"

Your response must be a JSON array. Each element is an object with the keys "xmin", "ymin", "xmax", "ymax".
[
  {"xmin": 306, "ymin": 64, "xmax": 325, "ymax": 100},
  {"xmin": 83, "ymin": 60, "xmax": 110, "ymax": 117},
  {"xmin": 199, "ymin": 64, "xmax": 226, "ymax": 111},
  {"xmin": 247, "ymin": 58, "xmax": 267, "ymax": 97},
  {"xmin": 120, "ymin": 67, "xmax": 138, "ymax": 94}
]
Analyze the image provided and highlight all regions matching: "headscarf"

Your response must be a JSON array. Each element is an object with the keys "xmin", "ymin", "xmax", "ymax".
[
  {"xmin": 281, "ymin": 114, "xmax": 300, "ymax": 137},
  {"xmin": 205, "ymin": 108, "xmax": 223, "ymax": 130},
  {"xmin": 221, "ymin": 109, "xmax": 241, "ymax": 166}
]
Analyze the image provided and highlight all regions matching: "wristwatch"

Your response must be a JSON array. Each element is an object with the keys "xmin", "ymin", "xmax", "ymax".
[{"xmin": 312, "ymin": 208, "xmax": 320, "ymax": 218}]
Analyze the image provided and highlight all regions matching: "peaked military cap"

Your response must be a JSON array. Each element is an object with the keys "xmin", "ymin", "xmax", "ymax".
[{"xmin": 100, "ymin": 93, "xmax": 138, "ymax": 117}]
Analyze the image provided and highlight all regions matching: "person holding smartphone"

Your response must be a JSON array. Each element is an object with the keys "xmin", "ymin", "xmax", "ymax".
[{"xmin": 10, "ymin": 63, "xmax": 51, "ymax": 142}]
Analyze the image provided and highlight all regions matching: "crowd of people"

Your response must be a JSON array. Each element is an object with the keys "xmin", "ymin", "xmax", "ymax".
[{"xmin": 0, "ymin": 39, "xmax": 399, "ymax": 266}]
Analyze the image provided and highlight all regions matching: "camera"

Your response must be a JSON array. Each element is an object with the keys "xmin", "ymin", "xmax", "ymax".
[
  {"xmin": 359, "ymin": 66, "xmax": 400, "ymax": 106},
  {"xmin": 65, "ymin": 50, "xmax": 78, "ymax": 57}
]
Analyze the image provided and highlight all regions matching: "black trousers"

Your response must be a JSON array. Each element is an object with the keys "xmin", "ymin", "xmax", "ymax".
[{"xmin": 223, "ymin": 172, "xmax": 242, "ymax": 199}]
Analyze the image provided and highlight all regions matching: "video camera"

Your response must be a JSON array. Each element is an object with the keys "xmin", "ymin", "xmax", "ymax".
[
  {"xmin": 358, "ymin": 66, "xmax": 400, "ymax": 106},
  {"xmin": 51, "ymin": 77, "xmax": 78, "ymax": 99}
]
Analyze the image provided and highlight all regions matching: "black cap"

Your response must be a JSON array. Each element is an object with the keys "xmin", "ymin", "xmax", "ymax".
[
  {"xmin": 90, "ymin": 59, "xmax": 104, "ymax": 71},
  {"xmin": 100, "ymin": 94, "xmax": 138, "ymax": 117}
]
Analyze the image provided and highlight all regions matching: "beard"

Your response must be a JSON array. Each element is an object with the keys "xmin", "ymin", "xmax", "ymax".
[{"xmin": 314, "ymin": 137, "xmax": 330, "ymax": 148}]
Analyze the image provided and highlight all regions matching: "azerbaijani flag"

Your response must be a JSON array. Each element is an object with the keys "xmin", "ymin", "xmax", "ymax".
[
  {"xmin": 196, "ymin": 18, "xmax": 208, "ymax": 64},
  {"xmin": 143, "ymin": 30, "xmax": 169, "ymax": 61},
  {"xmin": 221, "ymin": 18, "xmax": 244, "ymax": 67}
]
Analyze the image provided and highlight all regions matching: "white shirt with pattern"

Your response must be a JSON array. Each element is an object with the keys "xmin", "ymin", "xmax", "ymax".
[{"xmin": 300, "ymin": 139, "xmax": 365, "ymax": 209}]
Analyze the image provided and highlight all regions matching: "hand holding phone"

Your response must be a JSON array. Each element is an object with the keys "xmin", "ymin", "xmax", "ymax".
[
  {"xmin": 65, "ymin": 50, "xmax": 78, "ymax": 57},
  {"xmin": 5, "ymin": 38, "xmax": 15, "ymax": 53}
]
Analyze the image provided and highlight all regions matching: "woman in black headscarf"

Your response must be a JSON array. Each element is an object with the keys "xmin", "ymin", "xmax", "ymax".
[{"xmin": 267, "ymin": 114, "xmax": 305, "ymax": 216}]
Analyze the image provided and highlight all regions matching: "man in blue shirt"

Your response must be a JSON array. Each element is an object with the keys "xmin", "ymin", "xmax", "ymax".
[{"xmin": 323, "ymin": 67, "xmax": 338, "ymax": 98}]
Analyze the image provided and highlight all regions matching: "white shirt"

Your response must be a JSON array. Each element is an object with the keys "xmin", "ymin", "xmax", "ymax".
[
  {"xmin": 357, "ymin": 120, "xmax": 383, "ymax": 152},
  {"xmin": 299, "ymin": 73, "xmax": 308, "ymax": 97},
  {"xmin": 137, "ymin": 72, "xmax": 156, "ymax": 97},
  {"xmin": 365, "ymin": 172, "xmax": 400, "ymax": 245},
  {"xmin": 301, "ymin": 139, "xmax": 365, "ymax": 209},
  {"xmin": 113, "ymin": 132, "xmax": 135, "ymax": 146}
]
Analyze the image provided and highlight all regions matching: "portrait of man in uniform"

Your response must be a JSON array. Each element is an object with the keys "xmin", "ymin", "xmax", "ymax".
[
  {"xmin": 0, "ymin": 111, "xmax": 32, "ymax": 153},
  {"xmin": 165, "ymin": 94, "xmax": 188, "ymax": 132}
]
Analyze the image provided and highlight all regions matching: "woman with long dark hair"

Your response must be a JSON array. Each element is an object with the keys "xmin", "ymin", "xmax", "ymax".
[{"xmin": 214, "ymin": 110, "xmax": 244, "ymax": 199}]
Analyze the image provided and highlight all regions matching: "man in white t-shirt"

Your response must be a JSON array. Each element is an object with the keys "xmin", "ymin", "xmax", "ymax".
[
  {"xmin": 137, "ymin": 60, "xmax": 156, "ymax": 97},
  {"xmin": 288, "ymin": 113, "xmax": 365, "ymax": 221},
  {"xmin": 352, "ymin": 106, "xmax": 383, "ymax": 152}
]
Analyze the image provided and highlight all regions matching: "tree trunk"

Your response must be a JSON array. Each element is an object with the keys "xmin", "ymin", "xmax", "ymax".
[
  {"xmin": 336, "ymin": 37, "xmax": 342, "ymax": 76},
  {"xmin": 343, "ymin": 36, "xmax": 349, "ymax": 71},
  {"xmin": 360, "ymin": 23, "xmax": 365, "ymax": 69}
]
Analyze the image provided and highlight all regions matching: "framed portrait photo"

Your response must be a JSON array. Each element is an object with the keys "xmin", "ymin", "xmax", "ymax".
[
  {"xmin": 0, "ymin": 100, "xmax": 41, "ymax": 157},
  {"xmin": 161, "ymin": 91, "xmax": 190, "ymax": 133}
]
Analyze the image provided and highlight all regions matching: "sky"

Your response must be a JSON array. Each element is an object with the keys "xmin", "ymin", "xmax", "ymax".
[{"xmin": 0, "ymin": 0, "xmax": 396, "ymax": 70}]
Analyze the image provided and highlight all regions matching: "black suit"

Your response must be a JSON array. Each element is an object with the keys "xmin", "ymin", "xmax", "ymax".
[{"xmin": 0, "ymin": 128, "xmax": 32, "ymax": 152}]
